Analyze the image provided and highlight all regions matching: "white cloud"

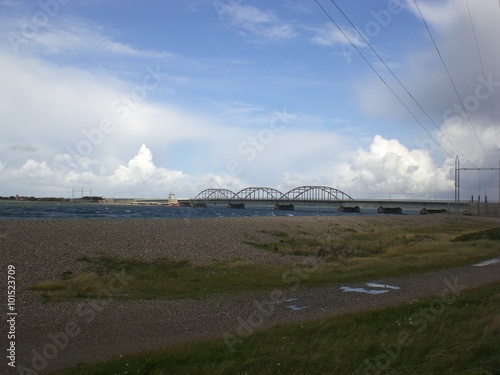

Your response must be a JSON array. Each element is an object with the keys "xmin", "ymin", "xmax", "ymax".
[
  {"xmin": 31, "ymin": 22, "xmax": 170, "ymax": 59},
  {"xmin": 310, "ymin": 23, "xmax": 365, "ymax": 48},
  {"xmin": 340, "ymin": 135, "xmax": 455, "ymax": 199},
  {"xmin": 111, "ymin": 144, "xmax": 157, "ymax": 184},
  {"xmin": 1, "ymin": 10, "xmax": 170, "ymax": 60},
  {"xmin": 0, "ymin": 144, "xmax": 195, "ymax": 198},
  {"xmin": 355, "ymin": 0, "xmax": 500, "ymax": 168},
  {"xmin": 404, "ymin": 0, "xmax": 466, "ymax": 29},
  {"xmin": 438, "ymin": 120, "xmax": 500, "ymax": 165},
  {"xmin": 215, "ymin": 2, "xmax": 296, "ymax": 42}
]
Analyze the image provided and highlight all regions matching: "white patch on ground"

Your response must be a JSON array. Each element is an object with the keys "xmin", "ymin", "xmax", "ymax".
[
  {"xmin": 286, "ymin": 304, "xmax": 309, "ymax": 311},
  {"xmin": 473, "ymin": 258, "xmax": 500, "ymax": 267},
  {"xmin": 341, "ymin": 282, "xmax": 401, "ymax": 295},
  {"xmin": 365, "ymin": 283, "xmax": 401, "ymax": 290},
  {"xmin": 340, "ymin": 287, "xmax": 390, "ymax": 295}
]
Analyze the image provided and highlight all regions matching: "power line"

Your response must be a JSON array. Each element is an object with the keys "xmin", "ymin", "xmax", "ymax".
[
  {"xmin": 413, "ymin": 0, "xmax": 492, "ymax": 167},
  {"xmin": 314, "ymin": 0, "xmax": 453, "ymax": 158},
  {"xmin": 464, "ymin": 0, "xmax": 500, "ymax": 144},
  {"xmin": 327, "ymin": 0, "xmax": 467, "ymax": 161}
]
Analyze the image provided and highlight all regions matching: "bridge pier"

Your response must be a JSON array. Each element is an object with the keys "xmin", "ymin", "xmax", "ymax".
[
  {"xmin": 377, "ymin": 206, "xmax": 402, "ymax": 214},
  {"xmin": 227, "ymin": 202, "xmax": 245, "ymax": 209},
  {"xmin": 274, "ymin": 203, "xmax": 294, "ymax": 211},
  {"xmin": 419, "ymin": 208, "xmax": 447, "ymax": 215},
  {"xmin": 338, "ymin": 205, "xmax": 360, "ymax": 213}
]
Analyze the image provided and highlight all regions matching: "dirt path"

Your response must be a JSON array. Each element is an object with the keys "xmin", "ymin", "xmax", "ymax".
[{"xmin": 6, "ymin": 259, "xmax": 500, "ymax": 374}]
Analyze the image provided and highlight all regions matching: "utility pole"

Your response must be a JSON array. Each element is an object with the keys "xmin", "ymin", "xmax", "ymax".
[
  {"xmin": 454, "ymin": 156, "xmax": 460, "ymax": 212},
  {"xmin": 454, "ymin": 156, "xmax": 500, "ymax": 213}
]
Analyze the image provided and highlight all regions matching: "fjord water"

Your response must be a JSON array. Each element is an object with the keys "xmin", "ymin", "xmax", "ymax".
[{"xmin": 0, "ymin": 201, "xmax": 381, "ymax": 220}]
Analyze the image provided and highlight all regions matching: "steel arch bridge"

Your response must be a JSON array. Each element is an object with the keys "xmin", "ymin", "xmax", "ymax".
[
  {"xmin": 237, "ymin": 187, "xmax": 284, "ymax": 200},
  {"xmin": 194, "ymin": 188, "xmax": 237, "ymax": 200},
  {"xmin": 194, "ymin": 186, "xmax": 353, "ymax": 202},
  {"xmin": 282, "ymin": 186, "xmax": 353, "ymax": 202}
]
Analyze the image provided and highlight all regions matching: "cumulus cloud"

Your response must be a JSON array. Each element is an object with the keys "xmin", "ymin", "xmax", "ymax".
[
  {"xmin": 356, "ymin": 0, "xmax": 500, "ymax": 168},
  {"xmin": 0, "ymin": 47, "xmax": 237, "ymax": 183},
  {"xmin": 340, "ymin": 135, "xmax": 455, "ymax": 199},
  {"xmin": 111, "ymin": 144, "xmax": 157, "ymax": 184},
  {"xmin": 438, "ymin": 120, "xmax": 500, "ymax": 165},
  {"xmin": 0, "ymin": 144, "xmax": 195, "ymax": 198}
]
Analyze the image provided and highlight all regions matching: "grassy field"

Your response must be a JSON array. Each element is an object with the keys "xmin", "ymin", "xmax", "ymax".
[
  {"xmin": 29, "ymin": 218, "xmax": 500, "ymax": 301},
  {"xmin": 52, "ymin": 282, "xmax": 500, "ymax": 375}
]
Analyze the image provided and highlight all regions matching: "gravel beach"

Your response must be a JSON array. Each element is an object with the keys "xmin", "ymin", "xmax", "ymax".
[{"xmin": 1, "ymin": 215, "xmax": 499, "ymax": 374}]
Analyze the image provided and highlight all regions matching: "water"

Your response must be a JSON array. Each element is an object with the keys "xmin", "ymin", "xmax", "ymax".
[
  {"xmin": 473, "ymin": 258, "xmax": 500, "ymax": 267},
  {"xmin": 340, "ymin": 282, "xmax": 401, "ymax": 295},
  {"xmin": 0, "ymin": 201, "xmax": 381, "ymax": 220},
  {"xmin": 340, "ymin": 287, "xmax": 390, "ymax": 295}
]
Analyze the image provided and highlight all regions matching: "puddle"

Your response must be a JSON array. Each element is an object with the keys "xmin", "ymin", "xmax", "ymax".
[
  {"xmin": 286, "ymin": 305, "xmax": 309, "ymax": 311},
  {"xmin": 341, "ymin": 282, "xmax": 401, "ymax": 295},
  {"xmin": 365, "ymin": 283, "xmax": 401, "ymax": 290},
  {"xmin": 473, "ymin": 258, "xmax": 500, "ymax": 267},
  {"xmin": 340, "ymin": 287, "xmax": 389, "ymax": 295},
  {"xmin": 283, "ymin": 297, "xmax": 308, "ymax": 311}
]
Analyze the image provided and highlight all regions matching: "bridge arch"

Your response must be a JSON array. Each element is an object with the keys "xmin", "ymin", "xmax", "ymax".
[
  {"xmin": 281, "ymin": 186, "xmax": 353, "ymax": 202},
  {"xmin": 235, "ymin": 187, "xmax": 284, "ymax": 200},
  {"xmin": 194, "ymin": 188, "xmax": 236, "ymax": 200}
]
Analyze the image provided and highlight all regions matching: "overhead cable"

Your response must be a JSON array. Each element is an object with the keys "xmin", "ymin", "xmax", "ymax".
[
  {"xmin": 413, "ymin": 0, "xmax": 492, "ymax": 167},
  {"xmin": 328, "ymin": 0, "xmax": 467, "ymax": 162},
  {"xmin": 464, "ymin": 0, "xmax": 500, "ymax": 145},
  {"xmin": 314, "ymin": 0, "xmax": 453, "ymax": 158}
]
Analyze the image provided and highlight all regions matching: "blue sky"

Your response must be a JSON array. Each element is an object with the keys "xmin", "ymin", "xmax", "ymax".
[{"xmin": 0, "ymin": 0, "xmax": 499, "ymax": 200}]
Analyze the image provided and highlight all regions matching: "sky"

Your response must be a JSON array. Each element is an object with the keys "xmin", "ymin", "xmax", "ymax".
[{"xmin": 0, "ymin": 0, "xmax": 499, "ymax": 200}]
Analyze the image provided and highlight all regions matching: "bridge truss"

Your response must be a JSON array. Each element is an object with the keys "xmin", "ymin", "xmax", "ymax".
[
  {"xmin": 194, "ymin": 188, "xmax": 236, "ymax": 200},
  {"xmin": 282, "ymin": 186, "xmax": 353, "ymax": 202},
  {"xmin": 237, "ymin": 187, "xmax": 283, "ymax": 201},
  {"xmin": 194, "ymin": 186, "xmax": 354, "ymax": 202}
]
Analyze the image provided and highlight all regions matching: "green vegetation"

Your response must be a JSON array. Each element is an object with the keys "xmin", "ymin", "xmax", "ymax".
[
  {"xmin": 452, "ymin": 227, "xmax": 500, "ymax": 242},
  {"xmin": 30, "ymin": 221, "xmax": 500, "ymax": 302},
  {"xmin": 52, "ymin": 282, "xmax": 500, "ymax": 375},
  {"xmin": 29, "ymin": 258, "xmax": 286, "ymax": 301},
  {"xmin": 243, "ymin": 229, "xmax": 323, "ymax": 256},
  {"xmin": 245, "ymin": 221, "xmax": 500, "ymax": 259}
]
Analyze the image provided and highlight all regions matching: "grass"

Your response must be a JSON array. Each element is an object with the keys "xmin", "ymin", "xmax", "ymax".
[
  {"xmin": 29, "ymin": 258, "xmax": 286, "ymax": 301},
  {"xmin": 452, "ymin": 227, "xmax": 500, "ymax": 242},
  {"xmin": 29, "ymin": 221, "xmax": 500, "ymax": 301},
  {"xmin": 52, "ymin": 282, "xmax": 500, "ymax": 375}
]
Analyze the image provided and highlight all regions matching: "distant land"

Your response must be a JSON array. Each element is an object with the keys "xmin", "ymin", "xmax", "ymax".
[{"xmin": 0, "ymin": 195, "xmax": 103, "ymax": 202}]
